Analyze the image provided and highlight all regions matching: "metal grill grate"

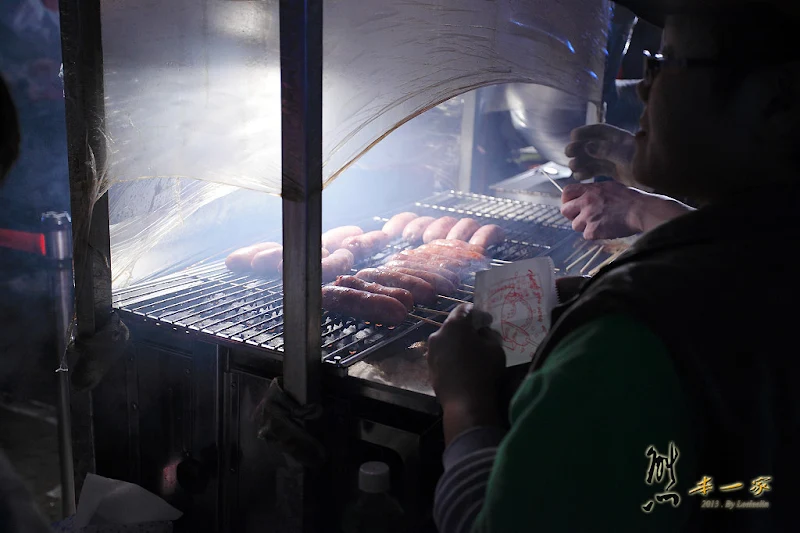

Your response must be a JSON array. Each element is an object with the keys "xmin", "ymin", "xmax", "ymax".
[
  {"xmin": 405, "ymin": 190, "xmax": 573, "ymax": 260},
  {"xmin": 113, "ymin": 191, "xmax": 587, "ymax": 367}
]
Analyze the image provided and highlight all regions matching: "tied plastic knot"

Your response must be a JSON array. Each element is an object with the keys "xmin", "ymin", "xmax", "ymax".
[{"xmin": 253, "ymin": 377, "xmax": 326, "ymax": 469}]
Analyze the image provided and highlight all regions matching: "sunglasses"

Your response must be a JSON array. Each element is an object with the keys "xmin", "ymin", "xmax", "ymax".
[{"xmin": 642, "ymin": 50, "xmax": 723, "ymax": 84}]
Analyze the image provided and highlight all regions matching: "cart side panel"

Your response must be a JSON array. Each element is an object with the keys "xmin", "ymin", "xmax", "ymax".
[{"xmin": 93, "ymin": 334, "xmax": 221, "ymax": 532}]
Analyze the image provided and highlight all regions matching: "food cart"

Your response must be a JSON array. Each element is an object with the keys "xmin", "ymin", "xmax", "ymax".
[{"xmin": 57, "ymin": 0, "xmax": 622, "ymax": 530}]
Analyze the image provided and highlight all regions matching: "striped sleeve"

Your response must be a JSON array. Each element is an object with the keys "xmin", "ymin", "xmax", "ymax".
[{"xmin": 433, "ymin": 426, "xmax": 506, "ymax": 533}]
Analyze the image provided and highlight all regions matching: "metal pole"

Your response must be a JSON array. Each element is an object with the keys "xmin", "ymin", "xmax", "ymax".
[
  {"xmin": 58, "ymin": 0, "xmax": 106, "ymax": 497},
  {"xmin": 42, "ymin": 211, "xmax": 77, "ymax": 517},
  {"xmin": 457, "ymin": 90, "xmax": 477, "ymax": 193},
  {"xmin": 279, "ymin": 1, "xmax": 323, "ymax": 530},
  {"xmin": 279, "ymin": 0, "xmax": 323, "ymax": 407}
]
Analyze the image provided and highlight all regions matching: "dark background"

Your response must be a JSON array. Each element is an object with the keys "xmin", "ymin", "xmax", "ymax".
[{"xmin": 1, "ymin": 0, "xmax": 69, "ymax": 522}]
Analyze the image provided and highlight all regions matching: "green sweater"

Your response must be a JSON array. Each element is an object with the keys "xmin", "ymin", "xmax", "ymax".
[{"xmin": 460, "ymin": 314, "xmax": 698, "ymax": 532}]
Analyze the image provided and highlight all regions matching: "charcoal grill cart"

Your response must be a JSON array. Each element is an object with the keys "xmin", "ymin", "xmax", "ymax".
[{"xmin": 58, "ymin": 0, "xmax": 621, "ymax": 531}]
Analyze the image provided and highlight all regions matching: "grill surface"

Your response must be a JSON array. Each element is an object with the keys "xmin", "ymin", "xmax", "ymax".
[{"xmin": 113, "ymin": 191, "xmax": 584, "ymax": 367}]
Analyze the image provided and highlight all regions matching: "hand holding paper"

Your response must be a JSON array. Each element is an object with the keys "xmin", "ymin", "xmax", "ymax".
[
  {"xmin": 474, "ymin": 257, "xmax": 558, "ymax": 366},
  {"xmin": 426, "ymin": 304, "xmax": 506, "ymax": 443}
]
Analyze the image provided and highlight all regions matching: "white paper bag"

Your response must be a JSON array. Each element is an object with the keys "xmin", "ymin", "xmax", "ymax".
[
  {"xmin": 474, "ymin": 257, "xmax": 558, "ymax": 366},
  {"xmin": 52, "ymin": 474, "xmax": 182, "ymax": 533}
]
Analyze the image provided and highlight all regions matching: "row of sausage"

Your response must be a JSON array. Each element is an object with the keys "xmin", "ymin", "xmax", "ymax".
[
  {"xmin": 322, "ymin": 239, "xmax": 491, "ymax": 326},
  {"xmin": 224, "ymin": 212, "xmax": 506, "ymax": 278},
  {"xmin": 382, "ymin": 212, "xmax": 505, "ymax": 248}
]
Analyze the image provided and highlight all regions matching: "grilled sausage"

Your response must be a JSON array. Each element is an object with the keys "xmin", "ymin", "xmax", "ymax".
[
  {"xmin": 321, "ymin": 249, "xmax": 355, "ymax": 282},
  {"xmin": 382, "ymin": 260, "xmax": 461, "ymax": 286},
  {"xmin": 393, "ymin": 250, "xmax": 472, "ymax": 272},
  {"xmin": 446, "ymin": 218, "xmax": 481, "ymax": 242},
  {"xmin": 382, "ymin": 212, "xmax": 418, "ymax": 238},
  {"xmin": 225, "ymin": 242, "xmax": 281, "ymax": 272},
  {"xmin": 385, "ymin": 255, "xmax": 469, "ymax": 279},
  {"xmin": 422, "ymin": 216, "xmax": 459, "ymax": 244},
  {"xmin": 469, "ymin": 224, "xmax": 506, "ymax": 248},
  {"xmin": 418, "ymin": 243, "xmax": 489, "ymax": 265},
  {"xmin": 251, "ymin": 247, "xmax": 284, "ymax": 275},
  {"xmin": 380, "ymin": 266, "xmax": 455, "ymax": 296},
  {"xmin": 355, "ymin": 268, "xmax": 436, "ymax": 305},
  {"xmin": 402, "ymin": 216, "xmax": 436, "ymax": 244},
  {"xmin": 322, "ymin": 226, "xmax": 363, "ymax": 251},
  {"xmin": 333, "ymin": 275, "xmax": 414, "ymax": 311},
  {"xmin": 428, "ymin": 239, "xmax": 486, "ymax": 256},
  {"xmin": 322, "ymin": 286, "xmax": 408, "ymax": 327},
  {"xmin": 341, "ymin": 230, "xmax": 390, "ymax": 261},
  {"xmin": 277, "ymin": 248, "xmax": 329, "ymax": 273},
  {"xmin": 405, "ymin": 249, "xmax": 489, "ymax": 275}
]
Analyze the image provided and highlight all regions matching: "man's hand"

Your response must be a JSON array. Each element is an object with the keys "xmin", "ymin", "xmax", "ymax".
[
  {"xmin": 561, "ymin": 181, "xmax": 644, "ymax": 240},
  {"xmin": 427, "ymin": 304, "xmax": 506, "ymax": 444},
  {"xmin": 561, "ymin": 181, "xmax": 694, "ymax": 240},
  {"xmin": 565, "ymin": 124, "xmax": 637, "ymax": 185}
]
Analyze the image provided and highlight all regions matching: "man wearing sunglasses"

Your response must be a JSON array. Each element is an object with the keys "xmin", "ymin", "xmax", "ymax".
[
  {"xmin": 428, "ymin": 1, "xmax": 799, "ymax": 532},
  {"xmin": 560, "ymin": 51, "xmax": 703, "ymax": 242}
]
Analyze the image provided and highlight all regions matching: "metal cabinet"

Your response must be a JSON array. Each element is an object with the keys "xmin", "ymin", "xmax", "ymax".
[
  {"xmin": 92, "ymin": 332, "xmax": 220, "ymax": 532},
  {"xmin": 90, "ymin": 318, "xmax": 442, "ymax": 532}
]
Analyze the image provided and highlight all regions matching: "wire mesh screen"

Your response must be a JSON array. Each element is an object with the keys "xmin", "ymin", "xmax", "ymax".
[{"xmin": 113, "ymin": 191, "xmax": 594, "ymax": 367}]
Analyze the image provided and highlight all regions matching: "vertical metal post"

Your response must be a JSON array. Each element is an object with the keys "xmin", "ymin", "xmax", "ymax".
[
  {"xmin": 42, "ymin": 211, "xmax": 77, "ymax": 517},
  {"xmin": 457, "ymin": 90, "xmax": 478, "ymax": 193},
  {"xmin": 463, "ymin": 88, "xmax": 493, "ymax": 195},
  {"xmin": 279, "ymin": 1, "xmax": 323, "ymax": 531},
  {"xmin": 279, "ymin": 0, "xmax": 323, "ymax": 406},
  {"xmin": 59, "ymin": 0, "xmax": 108, "ymax": 497},
  {"xmin": 59, "ymin": 0, "xmax": 110, "ymax": 337}
]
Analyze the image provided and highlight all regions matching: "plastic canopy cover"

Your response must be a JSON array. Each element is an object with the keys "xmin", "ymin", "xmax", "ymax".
[{"xmin": 92, "ymin": 0, "xmax": 613, "ymax": 286}]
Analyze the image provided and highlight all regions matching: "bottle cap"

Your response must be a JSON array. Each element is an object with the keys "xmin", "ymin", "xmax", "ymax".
[{"xmin": 358, "ymin": 461, "xmax": 390, "ymax": 493}]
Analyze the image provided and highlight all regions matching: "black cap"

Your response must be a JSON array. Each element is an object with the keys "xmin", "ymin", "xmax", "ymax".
[{"xmin": 614, "ymin": 0, "xmax": 800, "ymax": 27}]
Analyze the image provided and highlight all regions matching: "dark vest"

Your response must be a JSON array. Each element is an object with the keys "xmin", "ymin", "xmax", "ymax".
[{"xmin": 530, "ymin": 185, "xmax": 800, "ymax": 532}]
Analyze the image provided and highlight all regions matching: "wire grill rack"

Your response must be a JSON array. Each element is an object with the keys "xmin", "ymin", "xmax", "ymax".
[{"xmin": 114, "ymin": 191, "xmax": 594, "ymax": 367}]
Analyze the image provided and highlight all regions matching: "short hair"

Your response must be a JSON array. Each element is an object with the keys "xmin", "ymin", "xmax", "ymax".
[{"xmin": 0, "ymin": 75, "xmax": 20, "ymax": 181}]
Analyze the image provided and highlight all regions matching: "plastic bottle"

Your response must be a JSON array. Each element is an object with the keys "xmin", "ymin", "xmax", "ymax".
[{"xmin": 341, "ymin": 461, "xmax": 406, "ymax": 533}]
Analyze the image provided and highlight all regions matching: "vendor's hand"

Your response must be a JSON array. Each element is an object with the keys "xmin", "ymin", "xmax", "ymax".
[
  {"xmin": 565, "ymin": 124, "xmax": 636, "ymax": 185},
  {"xmin": 427, "ymin": 304, "xmax": 506, "ymax": 443},
  {"xmin": 560, "ymin": 181, "xmax": 644, "ymax": 240},
  {"xmin": 561, "ymin": 181, "xmax": 694, "ymax": 240}
]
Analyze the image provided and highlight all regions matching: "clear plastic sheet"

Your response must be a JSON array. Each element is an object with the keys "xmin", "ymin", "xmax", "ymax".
[
  {"xmin": 109, "ymin": 96, "xmax": 465, "ymax": 287},
  {"xmin": 96, "ymin": 0, "xmax": 615, "ymax": 286},
  {"xmin": 109, "ymin": 179, "xmax": 239, "ymax": 288}
]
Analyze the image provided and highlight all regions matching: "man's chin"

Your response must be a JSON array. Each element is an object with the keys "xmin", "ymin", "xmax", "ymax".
[{"xmin": 631, "ymin": 154, "xmax": 657, "ymax": 190}]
